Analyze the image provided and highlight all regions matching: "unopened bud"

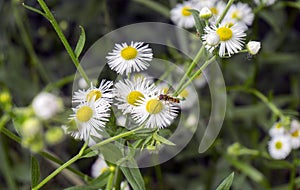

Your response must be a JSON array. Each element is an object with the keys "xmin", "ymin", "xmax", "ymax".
[
  {"xmin": 199, "ymin": 7, "xmax": 212, "ymax": 19},
  {"xmin": 247, "ymin": 41, "xmax": 261, "ymax": 55}
]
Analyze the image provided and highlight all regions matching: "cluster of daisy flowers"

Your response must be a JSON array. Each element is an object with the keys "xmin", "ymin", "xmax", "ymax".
[
  {"xmin": 268, "ymin": 119, "xmax": 300, "ymax": 160},
  {"xmin": 170, "ymin": 0, "xmax": 262, "ymax": 57},
  {"xmin": 66, "ymin": 42, "xmax": 183, "ymax": 144}
]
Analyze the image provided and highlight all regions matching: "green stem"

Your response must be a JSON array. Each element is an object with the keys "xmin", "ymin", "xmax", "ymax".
[
  {"xmin": 174, "ymin": 46, "xmax": 205, "ymax": 96},
  {"xmin": 216, "ymin": 0, "xmax": 235, "ymax": 25},
  {"xmin": 114, "ymin": 166, "xmax": 122, "ymax": 190},
  {"xmin": 32, "ymin": 126, "xmax": 144, "ymax": 189},
  {"xmin": 177, "ymin": 55, "xmax": 216, "ymax": 96},
  {"xmin": 106, "ymin": 168, "xmax": 115, "ymax": 190},
  {"xmin": 0, "ymin": 125, "xmax": 90, "ymax": 181},
  {"xmin": 12, "ymin": 0, "xmax": 51, "ymax": 84},
  {"xmin": 36, "ymin": 0, "xmax": 90, "ymax": 85},
  {"xmin": 289, "ymin": 151, "xmax": 297, "ymax": 190},
  {"xmin": 32, "ymin": 143, "xmax": 88, "ymax": 190},
  {"xmin": 84, "ymin": 125, "xmax": 144, "ymax": 155},
  {"xmin": 131, "ymin": 0, "xmax": 170, "ymax": 17},
  {"xmin": 228, "ymin": 86, "xmax": 285, "ymax": 120},
  {"xmin": 0, "ymin": 134, "xmax": 18, "ymax": 190}
]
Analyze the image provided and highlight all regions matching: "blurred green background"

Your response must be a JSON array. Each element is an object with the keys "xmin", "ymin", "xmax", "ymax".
[{"xmin": 1, "ymin": 0, "xmax": 300, "ymax": 189}]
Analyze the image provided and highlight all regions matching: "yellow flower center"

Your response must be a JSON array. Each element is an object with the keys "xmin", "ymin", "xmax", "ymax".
[
  {"xmin": 275, "ymin": 123, "xmax": 282, "ymax": 129},
  {"xmin": 210, "ymin": 7, "xmax": 218, "ymax": 15},
  {"xmin": 127, "ymin": 91, "xmax": 144, "ymax": 106},
  {"xmin": 86, "ymin": 90, "xmax": 102, "ymax": 102},
  {"xmin": 231, "ymin": 10, "xmax": 242, "ymax": 20},
  {"xmin": 162, "ymin": 87, "xmax": 169, "ymax": 94},
  {"xmin": 146, "ymin": 99, "xmax": 163, "ymax": 114},
  {"xmin": 181, "ymin": 6, "xmax": 192, "ymax": 16},
  {"xmin": 292, "ymin": 130, "xmax": 299, "ymax": 137},
  {"xmin": 121, "ymin": 46, "xmax": 138, "ymax": 60},
  {"xmin": 275, "ymin": 141, "xmax": 283, "ymax": 150},
  {"xmin": 76, "ymin": 106, "xmax": 93, "ymax": 122},
  {"xmin": 216, "ymin": 27, "xmax": 233, "ymax": 41}
]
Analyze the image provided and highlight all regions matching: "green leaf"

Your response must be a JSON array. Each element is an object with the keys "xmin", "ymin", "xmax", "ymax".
[
  {"xmin": 74, "ymin": 25, "xmax": 86, "ymax": 58},
  {"xmin": 188, "ymin": 9, "xmax": 204, "ymax": 35},
  {"xmin": 100, "ymin": 143, "xmax": 123, "ymax": 163},
  {"xmin": 153, "ymin": 133, "xmax": 175, "ymax": 146},
  {"xmin": 120, "ymin": 160, "xmax": 145, "ymax": 190},
  {"xmin": 216, "ymin": 172, "xmax": 234, "ymax": 190},
  {"xmin": 31, "ymin": 156, "xmax": 40, "ymax": 188},
  {"xmin": 22, "ymin": 3, "xmax": 49, "ymax": 20}
]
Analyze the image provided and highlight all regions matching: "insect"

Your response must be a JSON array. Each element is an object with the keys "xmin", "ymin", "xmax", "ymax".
[{"xmin": 158, "ymin": 94, "xmax": 180, "ymax": 104}]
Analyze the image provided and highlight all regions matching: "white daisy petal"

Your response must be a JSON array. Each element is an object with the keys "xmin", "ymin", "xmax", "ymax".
[
  {"xmin": 106, "ymin": 42, "xmax": 153, "ymax": 75},
  {"xmin": 114, "ymin": 77, "xmax": 157, "ymax": 114},
  {"xmin": 73, "ymin": 80, "xmax": 114, "ymax": 105},
  {"xmin": 132, "ymin": 90, "xmax": 179, "ymax": 129},
  {"xmin": 170, "ymin": 2, "xmax": 195, "ymax": 29},
  {"xmin": 268, "ymin": 135, "xmax": 291, "ymax": 160},
  {"xmin": 68, "ymin": 99, "xmax": 111, "ymax": 142},
  {"xmin": 202, "ymin": 23, "xmax": 246, "ymax": 57}
]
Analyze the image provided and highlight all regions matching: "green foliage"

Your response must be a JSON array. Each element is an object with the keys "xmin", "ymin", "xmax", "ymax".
[
  {"xmin": 31, "ymin": 156, "xmax": 40, "ymax": 188},
  {"xmin": 216, "ymin": 172, "xmax": 234, "ymax": 190}
]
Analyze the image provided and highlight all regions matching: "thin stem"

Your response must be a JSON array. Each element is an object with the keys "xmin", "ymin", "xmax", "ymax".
[
  {"xmin": 174, "ymin": 46, "xmax": 205, "ymax": 96},
  {"xmin": 0, "ymin": 125, "xmax": 90, "ymax": 181},
  {"xmin": 131, "ymin": 0, "xmax": 170, "ymax": 17},
  {"xmin": 177, "ymin": 55, "xmax": 216, "ymax": 95},
  {"xmin": 32, "ymin": 143, "xmax": 88, "ymax": 190},
  {"xmin": 228, "ymin": 86, "xmax": 285, "ymax": 120},
  {"xmin": 216, "ymin": 0, "xmax": 235, "ymax": 25},
  {"xmin": 106, "ymin": 169, "xmax": 115, "ymax": 190},
  {"xmin": 12, "ymin": 0, "xmax": 51, "ymax": 84},
  {"xmin": 84, "ymin": 125, "xmax": 144, "ymax": 155},
  {"xmin": 32, "ymin": 126, "xmax": 144, "ymax": 189},
  {"xmin": 36, "ymin": 0, "xmax": 90, "ymax": 85},
  {"xmin": 114, "ymin": 166, "xmax": 122, "ymax": 190},
  {"xmin": 289, "ymin": 151, "xmax": 297, "ymax": 190}
]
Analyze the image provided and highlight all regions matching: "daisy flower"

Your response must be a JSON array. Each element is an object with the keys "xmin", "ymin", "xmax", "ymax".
[
  {"xmin": 170, "ymin": 2, "xmax": 195, "ymax": 29},
  {"xmin": 269, "ymin": 122, "xmax": 285, "ymax": 137},
  {"xmin": 106, "ymin": 42, "xmax": 153, "ymax": 75},
  {"xmin": 73, "ymin": 80, "xmax": 114, "ymax": 104},
  {"xmin": 225, "ymin": 3, "xmax": 254, "ymax": 27},
  {"xmin": 289, "ymin": 120, "xmax": 300, "ymax": 149},
  {"xmin": 268, "ymin": 135, "xmax": 291, "ymax": 160},
  {"xmin": 114, "ymin": 77, "xmax": 157, "ymax": 114},
  {"xmin": 208, "ymin": 1, "xmax": 226, "ymax": 23},
  {"xmin": 254, "ymin": 0, "xmax": 276, "ymax": 6},
  {"xmin": 202, "ymin": 23, "xmax": 246, "ymax": 57},
  {"xmin": 69, "ymin": 99, "xmax": 111, "ymax": 142},
  {"xmin": 132, "ymin": 90, "xmax": 179, "ymax": 129}
]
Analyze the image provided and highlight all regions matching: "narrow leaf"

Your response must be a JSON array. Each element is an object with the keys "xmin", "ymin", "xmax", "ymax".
[
  {"xmin": 153, "ymin": 133, "xmax": 175, "ymax": 146},
  {"xmin": 74, "ymin": 26, "xmax": 86, "ymax": 58},
  {"xmin": 189, "ymin": 9, "xmax": 204, "ymax": 35},
  {"xmin": 216, "ymin": 172, "xmax": 234, "ymax": 190},
  {"xmin": 120, "ymin": 160, "xmax": 145, "ymax": 190},
  {"xmin": 22, "ymin": 3, "xmax": 49, "ymax": 20},
  {"xmin": 31, "ymin": 156, "xmax": 40, "ymax": 187}
]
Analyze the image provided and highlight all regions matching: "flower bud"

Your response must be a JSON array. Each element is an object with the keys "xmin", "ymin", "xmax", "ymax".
[
  {"xmin": 247, "ymin": 41, "xmax": 261, "ymax": 55},
  {"xmin": 32, "ymin": 92, "xmax": 63, "ymax": 120},
  {"xmin": 45, "ymin": 127, "xmax": 65, "ymax": 145},
  {"xmin": 199, "ymin": 7, "xmax": 213, "ymax": 19},
  {"xmin": 22, "ymin": 118, "xmax": 41, "ymax": 137}
]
